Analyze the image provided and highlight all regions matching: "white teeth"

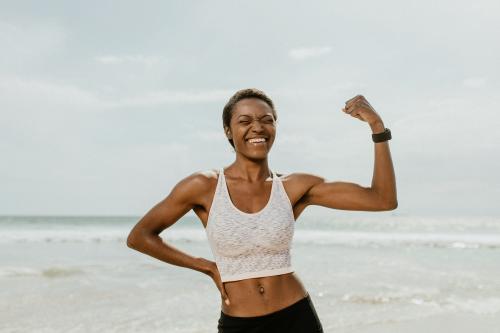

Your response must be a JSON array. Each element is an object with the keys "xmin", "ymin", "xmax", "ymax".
[{"xmin": 248, "ymin": 138, "xmax": 266, "ymax": 143}]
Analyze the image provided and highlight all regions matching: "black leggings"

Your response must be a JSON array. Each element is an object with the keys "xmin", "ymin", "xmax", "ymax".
[{"xmin": 217, "ymin": 293, "xmax": 324, "ymax": 332}]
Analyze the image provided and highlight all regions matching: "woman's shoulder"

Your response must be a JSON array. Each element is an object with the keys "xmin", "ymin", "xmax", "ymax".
[
  {"xmin": 277, "ymin": 171, "xmax": 323, "ymax": 180},
  {"xmin": 172, "ymin": 169, "xmax": 218, "ymax": 193},
  {"xmin": 277, "ymin": 171, "xmax": 326, "ymax": 191},
  {"xmin": 197, "ymin": 168, "xmax": 219, "ymax": 178}
]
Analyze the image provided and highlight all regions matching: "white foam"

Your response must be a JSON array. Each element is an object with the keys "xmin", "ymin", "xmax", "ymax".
[
  {"xmin": 0, "ymin": 266, "xmax": 85, "ymax": 278},
  {"xmin": 1, "ymin": 227, "xmax": 499, "ymax": 249},
  {"xmin": 293, "ymin": 230, "xmax": 500, "ymax": 248}
]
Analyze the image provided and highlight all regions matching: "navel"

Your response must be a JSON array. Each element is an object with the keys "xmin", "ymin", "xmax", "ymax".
[{"xmin": 258, "ymin": 284, "xmax": 265, "ymax": 294}]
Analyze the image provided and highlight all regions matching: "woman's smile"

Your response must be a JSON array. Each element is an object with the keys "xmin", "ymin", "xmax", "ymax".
[{"xmin": 247, "ymin": 139, "xmax": 268, "ymax": 147}]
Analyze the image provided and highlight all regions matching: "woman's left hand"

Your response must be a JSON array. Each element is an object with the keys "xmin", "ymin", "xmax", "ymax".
[{"xmin": 342, "ymin": 95, "xmax": 382, "ymax": 125}]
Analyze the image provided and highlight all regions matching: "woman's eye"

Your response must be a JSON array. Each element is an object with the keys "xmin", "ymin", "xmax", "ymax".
[{"xmin": 238, "ymin": 119, "xmax": 273, "ymax": 124}]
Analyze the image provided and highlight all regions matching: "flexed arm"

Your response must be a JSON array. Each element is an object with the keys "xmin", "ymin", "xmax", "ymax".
[
  {"xmin": 301, "ymin": 95, "xmax": 397, "ymax": 211},
  {"xmin": 343, "ymin": 95, "xmax": 397, "ymax": 208}
]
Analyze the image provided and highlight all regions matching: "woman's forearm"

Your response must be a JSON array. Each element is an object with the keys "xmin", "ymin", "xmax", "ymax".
[
  {"xmin": 127, "ymin": 232, "xmax": 214, "ymax": 275},
  {"xmin": 369, "ymin": 121, "xmax": 398, "ymax": 208}
]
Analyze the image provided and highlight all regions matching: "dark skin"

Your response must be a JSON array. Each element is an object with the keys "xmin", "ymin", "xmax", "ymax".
[{"xmin": 127, "ymin": 95, "xmax": 397, "ymax": 317}]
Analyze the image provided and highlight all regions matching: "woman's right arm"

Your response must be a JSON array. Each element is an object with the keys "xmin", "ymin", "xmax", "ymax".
[{"xmin": 126, "ymin": 172, "xmax": 215, "ymax": 276}]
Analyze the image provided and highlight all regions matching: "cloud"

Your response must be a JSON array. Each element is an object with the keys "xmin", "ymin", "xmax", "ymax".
[
  {"xmin": 276, "ymin": 133, "xmax": 328, "ymax": 159},
  {"xmin": 0, "ymin": 76, "xmax": 235, "ymax": 114},
  {"xmin": 462, "ymin": 76, "xmax": 487, "ymax": 88},
  {"xmin": 0, "ymin": 20, "xmax": 67, "ymax": 71},
  {"xmin": 110, "ymin": 88, "xmax": 234, "ymax": 107},
  {"xmin": 392, "ymin": 96, "xmax": 500, "ymax": 153},
  {"xmin": 195, "ymin": 130, "xmax": 226, "ymax": 141},
  {"xmin": 0, "ymin": 76, "xmax": 100, "ymax": 112},
  {"xmin": 288, "ymin": 46, "xmax": 332, "ymax": 60},
  {"xmin": 272, "ymin": 82, "xmax": 366, "ymax": 100},
  {"xmin": 95, "ymin": 55, "xmax": 166, "ymax": 66}
]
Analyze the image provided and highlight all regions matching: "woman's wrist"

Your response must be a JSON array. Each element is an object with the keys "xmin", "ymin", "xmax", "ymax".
[
  {"xmin": 369, "ymin": 120, "xmax": 385, "ymax": 134},
  {"xmin": 195, "ymin": 257, "xmax": 216, "ymax": 276}
]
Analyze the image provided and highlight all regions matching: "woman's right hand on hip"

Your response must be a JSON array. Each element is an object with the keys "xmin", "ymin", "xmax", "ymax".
[{"xmin": 200, "ymin": 258, "xmax": 231, "ymax": 305}]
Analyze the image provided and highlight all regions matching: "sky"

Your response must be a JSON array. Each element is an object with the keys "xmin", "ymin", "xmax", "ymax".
[{"xmin": 1, "ymin": 0, "xmax": 499, "ymax": 217}]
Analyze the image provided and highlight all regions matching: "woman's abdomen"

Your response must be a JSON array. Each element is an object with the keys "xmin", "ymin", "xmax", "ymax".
[{"xmin": 221, "ymin": 272, "xmax": 308, "ymax": 317}]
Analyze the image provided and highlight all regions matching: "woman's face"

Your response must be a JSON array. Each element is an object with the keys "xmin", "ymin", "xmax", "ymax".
[{"xmin": 225, "ymin": 98, "xmax": 276, "ymax": 158}]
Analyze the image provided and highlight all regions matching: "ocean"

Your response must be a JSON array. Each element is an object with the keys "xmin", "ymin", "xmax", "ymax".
[{"xmin": 1, "ymin": 215, "xmax": 499, "ymax": 333}]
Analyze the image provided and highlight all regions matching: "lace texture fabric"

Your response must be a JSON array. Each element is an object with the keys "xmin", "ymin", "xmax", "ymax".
[{"xmin": 205, "ymin": 167, "xmax": 296, "ymax": 282}]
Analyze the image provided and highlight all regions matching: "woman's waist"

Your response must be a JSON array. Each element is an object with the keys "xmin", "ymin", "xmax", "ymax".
[{"xmin": 221, "ymin": 272, "xmax": 308, "ymax": 317}]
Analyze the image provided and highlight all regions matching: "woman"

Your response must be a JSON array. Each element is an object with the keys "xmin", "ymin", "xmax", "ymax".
[{"xmin": 126, "ymin": 88, "xmax": 397, "ymax": 332}]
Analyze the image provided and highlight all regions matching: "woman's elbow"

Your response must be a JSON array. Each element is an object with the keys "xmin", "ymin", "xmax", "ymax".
[
  {"xmin": 126, "ymin": 228, "xmax": 145, "ymax": 249},
  {"xmin": 381, "ymin": 200, "xmax": 398, "ymax": 211},
  {"xmin": 126, "ymin": 232, "xmax": 138, "ymax": 249},
  {"xmin": 126, "ymin": 226, "xmax": 159, "ymax": 250}
]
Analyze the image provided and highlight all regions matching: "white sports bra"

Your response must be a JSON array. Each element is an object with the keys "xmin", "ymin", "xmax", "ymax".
[{"xmin": 205, "ymin": 167, "xmax": 296, "ymax": 282}]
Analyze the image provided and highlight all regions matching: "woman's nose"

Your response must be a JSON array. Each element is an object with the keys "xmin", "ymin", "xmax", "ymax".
[{"xmin": 250, "ymin": 120, "xmax": 265, "ymax": 131}]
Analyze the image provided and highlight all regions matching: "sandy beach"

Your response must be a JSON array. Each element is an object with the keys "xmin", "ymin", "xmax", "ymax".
[{"xmin": 338, "ymin": 313, "xmax": 500, "ymax": 333}]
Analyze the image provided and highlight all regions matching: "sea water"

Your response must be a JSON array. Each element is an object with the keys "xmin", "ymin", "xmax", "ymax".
[{"xmin": 1, "ymin": 215, "xmax": 499, "ymax": 332}]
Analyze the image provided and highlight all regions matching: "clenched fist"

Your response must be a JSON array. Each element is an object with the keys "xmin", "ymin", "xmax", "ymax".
[{"xmin": 342, "ymin": 95, "xmax": 383, "ymax": 126}]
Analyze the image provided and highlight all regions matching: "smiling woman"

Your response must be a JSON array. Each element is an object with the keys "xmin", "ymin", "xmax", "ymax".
[
  {"xmin": 126, "ymin": 87, "xmax": 397, "ymax": 333},
  {"xmin": 222, "ymin": 88, "xmax": 278, "ymax": 154}
]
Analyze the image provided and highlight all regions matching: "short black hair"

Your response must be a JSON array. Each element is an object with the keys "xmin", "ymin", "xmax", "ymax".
[{"xmin": 222, "ymin": 88, "xmax": 277, "ymax": 149}]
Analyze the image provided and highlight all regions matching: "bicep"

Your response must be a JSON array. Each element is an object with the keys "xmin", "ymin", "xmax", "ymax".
[{"xmin": 303, "ymin": 176, "xmax": 385, "ymax": 211}]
